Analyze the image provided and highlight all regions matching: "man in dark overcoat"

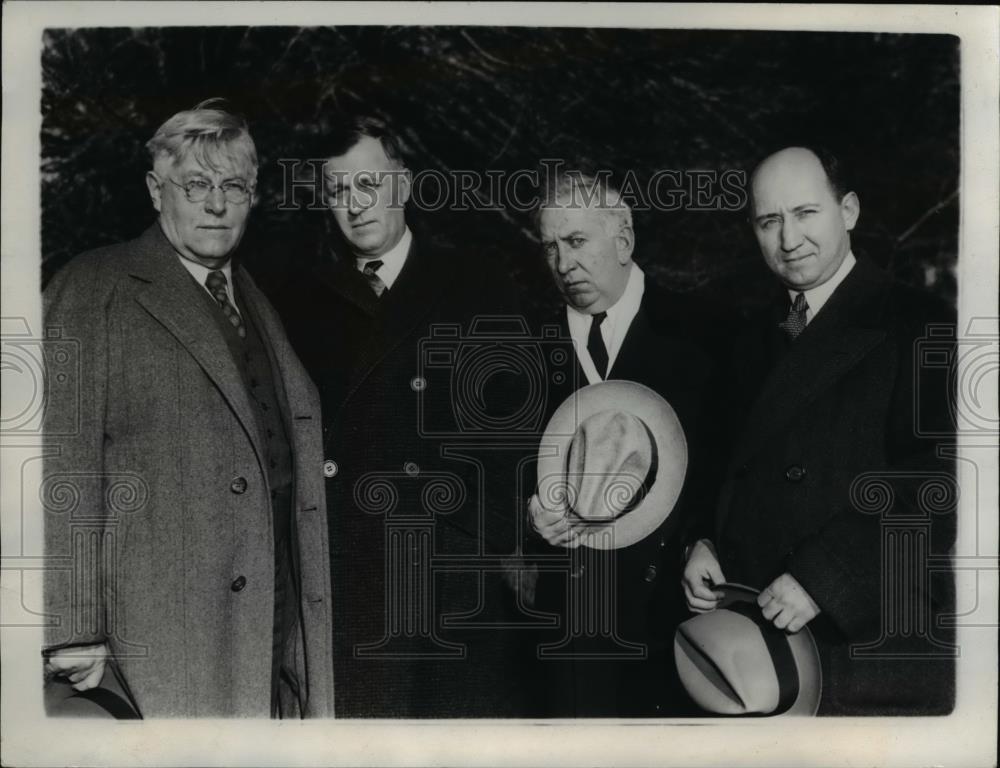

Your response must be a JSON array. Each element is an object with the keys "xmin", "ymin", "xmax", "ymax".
[
  {"xmin": 525, "ymin": 171, "xmax": 721, "ymax": 717},
  {"xmin": 682, "ymin": 146, "xmax": 956, "ymax": 715},
  {"xmin": 42, "ymin": 101, "xmax": 335, "ymax": 717},
  {"xmin": 276, "ymin": 116, "xmax": 524, "ymax": 717}
]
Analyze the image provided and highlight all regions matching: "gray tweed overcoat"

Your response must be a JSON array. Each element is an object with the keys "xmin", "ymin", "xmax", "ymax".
[{"xmin": 42, "ymin": 224, "xmax": 335, "ymax": 717}]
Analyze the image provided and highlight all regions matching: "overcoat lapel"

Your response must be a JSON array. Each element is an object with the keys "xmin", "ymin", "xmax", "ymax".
[
  {"xmin": 609, "ymin": 291, "xmax": 677, "ymax": 382},
  {"xmin": 342, "ymin": 240, "xmax": 452, "ymax": 403},
  {"xmin": 127, "ymin": 225, "xmax": 268, "ymax": 477},
  {"xmin": 731, "ymin": 259, "xmax": 889, "ymax": 467}
]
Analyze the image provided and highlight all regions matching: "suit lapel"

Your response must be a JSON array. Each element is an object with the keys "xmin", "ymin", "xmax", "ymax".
[
  {"xmin": 343, "ymin": 239, "xmax": 452, "ymax": 402},
  {"xmin": 316, "ymin": 256, "xmax": 380, "ymax": 319},
  {"xmin": 235, "ymin": 268, "xmax": 294, "ymax": 432},
  {"xmin": 236, "ymin": 268, "xmax": 305, "ymax": 584},
  {"xmin": 128, "ymin": 225, "xmax": 268, "ymax": 474},
  {"xmin": 731, "ymin": 259, "xmax": 889, "ymax": 466}
]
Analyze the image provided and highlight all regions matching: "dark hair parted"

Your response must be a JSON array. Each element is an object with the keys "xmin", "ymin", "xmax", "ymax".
[{"xmin": 322, "ymin": 114, "xmax": 407, "ymax": 166}]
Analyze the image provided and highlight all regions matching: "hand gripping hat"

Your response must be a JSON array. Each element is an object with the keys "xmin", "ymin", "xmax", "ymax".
[
  {"xmin": 674, "ymin": 583, "xmax": 822, "ymax": 716},
  {"xmin": 44, "ymin": 660, "xmax": 141, "ymax": 719},
  {"xmin": 536, "ymin": 380, "xmax": 687, "ymax": 550}
]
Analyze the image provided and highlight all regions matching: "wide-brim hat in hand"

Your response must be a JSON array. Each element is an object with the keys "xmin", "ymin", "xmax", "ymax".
[
  {"xmin": 674, "ymin": 583, "xmax": 822, "ymax": 716},
  {"xmin": 536, "ymin": 380, "xmax": 687, "ymax": 550},
  {"xmin": 44, "ymin": 660, "xmax": 141, "ymax": 719}
]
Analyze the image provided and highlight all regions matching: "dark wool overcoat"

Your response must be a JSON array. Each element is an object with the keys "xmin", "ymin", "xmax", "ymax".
[
  {"xmin": 527, "ymin": 277, "xmax": 724, "ymax": 717},
  {"xmin": 276, "ymin": 236, "xmax": 527, "ymax": 717},
  {"xmin": 713, "ymin": 257, "xmax": 956, "ymax": 715}
]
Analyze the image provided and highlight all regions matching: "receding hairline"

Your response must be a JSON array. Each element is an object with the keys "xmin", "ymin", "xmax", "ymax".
[{"xmin": 749, "ymin": 146, "xmax": 845, "ymax": 209}]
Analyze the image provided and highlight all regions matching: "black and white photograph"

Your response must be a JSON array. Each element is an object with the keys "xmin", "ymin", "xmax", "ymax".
[{"xmin": 1, "ymin": 2, "xmax": 997, "ymax": 766}]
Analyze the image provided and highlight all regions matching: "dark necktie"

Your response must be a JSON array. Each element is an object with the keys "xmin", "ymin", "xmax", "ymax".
[
  {"xmin": 778, "ymin": 292, "xmax": 809, "ymax": 340},
  {"xmin": 205, "ymin": 270, "xmax": 246, "ymax": 339},
  {"xmin": 587, "ymin": 311, "xmax": 610, "ymax": 379},
  {"xmin": 362, "ymin": 259, "xmax": 387, "ymax": 298}
]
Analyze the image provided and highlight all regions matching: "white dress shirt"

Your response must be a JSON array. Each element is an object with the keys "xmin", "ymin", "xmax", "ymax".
[
  {"xmin": 355, "ymin": 227, "xmax": 412, "ymax": 290},
  {"xmin": 789, "ymin": 251, "xmax": 857, "ymax": 325},
  {"xmin": 178, "ymin": 256, "xmax": 239, "ymax": 312},
  {"xmin": 566, "ymin": 262, "xmax": 646, "ymax": 385}
]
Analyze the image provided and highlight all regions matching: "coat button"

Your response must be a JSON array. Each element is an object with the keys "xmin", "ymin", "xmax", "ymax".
[
  {"xmin": 231, "ymin": 575, "xmax": 247, "ymax": 592},
  {"xmin": 323, "ymin": 460, "xmax": 338, "ymax": 478},
  {"xmin": 230, "ymin": 476, "xmax": 248, "ymax": 494},
  {"xmin": 785, "ymin": 465, "xmax": 806, "ymax": 483},
  {"xmin": 404, "ymin": 462, "xmax": 420, "ymax": 476},
  {"xmin": 643, "ymin": 565, "xmax": 658, "ymax": 583}
]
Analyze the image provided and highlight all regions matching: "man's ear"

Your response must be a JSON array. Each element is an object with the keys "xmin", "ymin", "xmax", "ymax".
[
  {"xmin": 146, "ymin": 172, "xmax": 163, "ymax": 213},
  {"xmin": 840, "ymin": 191, "xmax": 860, "ymax": 232},
  {"xmin": 615, "ymin": 224, "xmax": 635, "ymax": 264}
]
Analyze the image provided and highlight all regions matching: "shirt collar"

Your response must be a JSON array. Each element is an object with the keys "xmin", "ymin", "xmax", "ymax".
[
  {"xmin": 566, "ymin": 262, "xmax": 645, "ymax": 382},
  {"xmin": 605, "ymin": 261, "xmax": 645, "ymax": 331},
  {"xmin": 177, "ymin": 255, "xmax": 238, "ymax": 310},
  {"xmin": 788, "ymin": 251, "xmax": 856, "ymax": 324},
  {"xmin": 355, "ymin": 226, "xmax": 411, "ymax": 290}
]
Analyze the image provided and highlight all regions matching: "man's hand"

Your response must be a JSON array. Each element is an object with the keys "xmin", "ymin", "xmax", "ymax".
[
  {"xmin": 758, "ymin": 573, "xmax": 820, "ymax": 633},
  {"xmin": 682, "ymin": 539, "xmax": 726, "ymax": 613},
  {"xmin": 45, "ymin": 643, "xmax": 108, "ymax": 691},
  {"xmin": 528, "ymin": 494, "xmax": 584, "ymax": 549}
]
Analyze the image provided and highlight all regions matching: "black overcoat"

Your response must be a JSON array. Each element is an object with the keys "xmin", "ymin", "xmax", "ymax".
[
  {"xmin": 713, "ymin": 257, "xmax": 956, "ymax": 715},
  {"xmin": 528, "ymin": 277, "xmax": 724, "ymax": 717},
  {"xmin": 277, "ymin": 237, "xmax": 525, "ymax": 717}
]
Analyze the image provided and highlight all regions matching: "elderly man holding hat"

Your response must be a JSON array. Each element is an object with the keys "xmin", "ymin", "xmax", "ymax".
[{"xmin": 521, "ymin": 170, "xmax": 722, "ymax": 717}]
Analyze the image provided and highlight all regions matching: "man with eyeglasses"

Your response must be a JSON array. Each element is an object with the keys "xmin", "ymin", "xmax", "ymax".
[{"xmin": 41, "ymin": 100, "xmax": 335, "ymax": 718}]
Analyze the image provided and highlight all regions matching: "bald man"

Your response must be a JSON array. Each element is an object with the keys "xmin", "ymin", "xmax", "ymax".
[{"xmin": 682, "ymin": 146, "xmax": 956, "ymax": 715}]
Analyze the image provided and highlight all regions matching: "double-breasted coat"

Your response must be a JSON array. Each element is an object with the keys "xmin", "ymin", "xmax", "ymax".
[
  {"xmin": 712, "ymin": 256, "xmax": 956, "ymax": 715},
  {"xmin": 277, "ymin": 236, "xmax": 525, "ymax": 717},
  {"xmin": 42, "ymin": 224, "xmax": 335, "ymax": 717},
  {"xmin": 528, "ymin": 278, "xmax": 723, "ymax": 717}
]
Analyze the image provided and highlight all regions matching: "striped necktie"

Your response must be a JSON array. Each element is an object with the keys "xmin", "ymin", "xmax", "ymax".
[
  {"xmin": 205, "ymin": 270, "xmax": 246, "ymax": 339},
  {"xmin": 362, "ymin": 259, "xmax": 387, "ymax": 298}
]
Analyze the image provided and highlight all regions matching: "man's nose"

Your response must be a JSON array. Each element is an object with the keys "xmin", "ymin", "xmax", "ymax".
[
  {"xmin": 203, "ymin": 186, "xmax": 228, "ymax": 215},
  {"xmin": 348, "ymin": 188, "xmax": 372, "ymax": 216},
  {"xmin": 780, "ymin": 217, "xmax": 803, "ymax": 251},
  {"xmin": 556, "ymin": 246, "xmax": 575, "ymax": 275}
]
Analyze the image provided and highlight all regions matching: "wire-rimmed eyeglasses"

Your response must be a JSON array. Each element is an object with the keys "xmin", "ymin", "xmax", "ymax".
[{"xmin": 167, "ymin": 177, "xmax": 255, "ymax": 205}]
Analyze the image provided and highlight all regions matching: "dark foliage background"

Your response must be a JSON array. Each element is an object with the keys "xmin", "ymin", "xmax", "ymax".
[{"xmin": 41, "ymin": 27, "xmax": 959, "ymax": 314}]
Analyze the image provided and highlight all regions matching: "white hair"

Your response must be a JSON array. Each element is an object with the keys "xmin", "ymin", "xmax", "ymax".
[
  {"xmin": 145, "ymin": 98, "xmax": 258, "ymax": 180},
  {"xmin": 537, "ymin": 171, "xmax": 633, "ymax": 236}
]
